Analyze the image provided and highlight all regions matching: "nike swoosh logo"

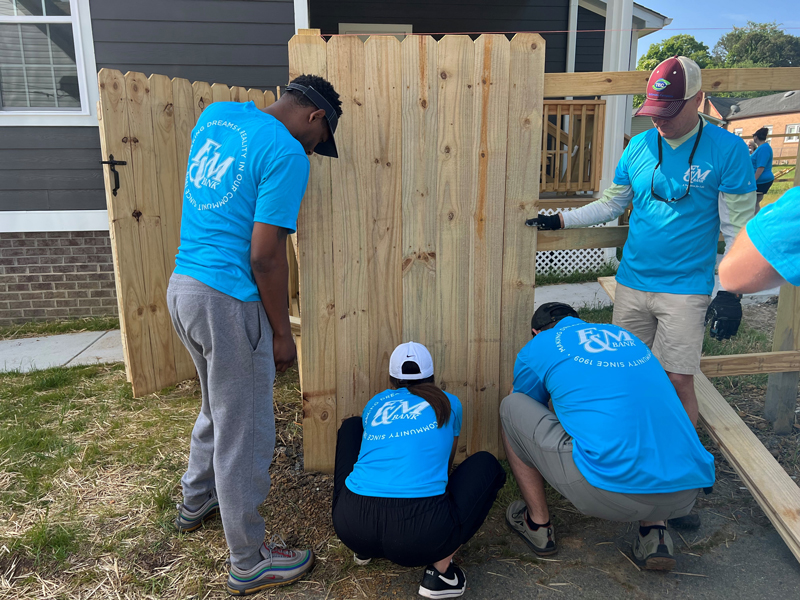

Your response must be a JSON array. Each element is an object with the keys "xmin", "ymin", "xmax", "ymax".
[{"xmin": 439, "ymin": 573, "xmax": 459, "ymax": 586}]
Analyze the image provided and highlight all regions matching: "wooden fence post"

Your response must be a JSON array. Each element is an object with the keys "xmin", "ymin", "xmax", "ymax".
[{"xmin": 765, "ymin": 167, "xmax": 800, "ymax": 434}]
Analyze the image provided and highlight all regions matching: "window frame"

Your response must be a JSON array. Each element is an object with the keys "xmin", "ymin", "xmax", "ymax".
[
  {"xmin": 786, "ymin": 124, "xmax": 800, "ymax": 144},
  {"xmin": 733, "ymin": 128, "xmax": 743, "ymax": 137},
  {"xmin": 0, "ymin": 0, "xmax": 98, "ymax": 126}
]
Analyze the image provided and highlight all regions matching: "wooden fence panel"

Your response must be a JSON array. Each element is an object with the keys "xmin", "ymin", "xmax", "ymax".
[
  {"xmin": 366, "ymin": 36, "xmax": 404, "ymax": 399},
  {"xmin": 328, "ymin": 35, "xmax": 372, "ymax": 421},
  {"xmin": 192, "ymin": 81, "xmax": 212, "ymax": 120},
  {"xmin": 211, "ymin": 82, "xmax": 231, "ymax": 103},
  {"xmin": 401, "ymin": 35, "xmax": 439, "ymax": 349},
  {"xmin": 500, "ymin": 34, "xmax": 546, "ymax": 446},
  {"xmin": 466, "ymin": 34, "xmax": 510, "ymax": 457},
  {"xmin": 288, "ymin": 32, "xmax": 338, "ymax": 473}
]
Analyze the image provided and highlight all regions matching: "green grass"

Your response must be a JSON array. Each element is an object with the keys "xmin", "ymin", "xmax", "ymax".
[
  {"xmin": 0, "ymin": 316, "xmax": 120, "ymax": 341},
  {"xmin": 763, "ymin": 178, "xmax": 793, "ymax": 207},
  {"xmin": 536, "ymin": 262, "xmax": 617, "ymax": 286}
]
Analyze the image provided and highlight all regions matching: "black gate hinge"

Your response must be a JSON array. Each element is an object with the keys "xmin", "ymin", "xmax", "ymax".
[{"xmin": 100, "ymin": 154, "xmax": 127, "ymax": 196}]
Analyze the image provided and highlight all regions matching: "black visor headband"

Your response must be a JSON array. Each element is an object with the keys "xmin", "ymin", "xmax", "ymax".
[{"xmin": 285, "ymin": 82, "xmax": 339, "ymax": 158}]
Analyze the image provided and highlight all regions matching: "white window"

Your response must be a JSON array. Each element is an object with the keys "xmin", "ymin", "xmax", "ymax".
[
  {"xmin": 733, "ymin": 128, "xmax": 743, "ymax": 137},
  {"xmin": 786, "ymin": 124, "xmax": 800, "ymax": 144},
  {"xmin": 0, "ymin": 0, "xmax": 97, "ymax": 126},
  {"xmin": 764, "ymin": 124, "xmax": 773, "ymax": 144}
]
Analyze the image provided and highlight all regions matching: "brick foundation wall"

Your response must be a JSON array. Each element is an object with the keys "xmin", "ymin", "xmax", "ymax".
[{"xmin": 0, "ymin": 231, "xmax": 118, "ymax": 326}]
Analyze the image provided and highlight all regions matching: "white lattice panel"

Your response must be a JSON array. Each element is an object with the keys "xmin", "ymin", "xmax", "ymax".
[{"xmin": 535, "ymin": 207, "xmax": 616, "ymax": 275}]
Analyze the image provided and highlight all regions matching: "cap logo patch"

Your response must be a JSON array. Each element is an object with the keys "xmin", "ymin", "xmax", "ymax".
[{"xmin": 652, "ymin": 78, "xmax": 671, "ymax": 92}]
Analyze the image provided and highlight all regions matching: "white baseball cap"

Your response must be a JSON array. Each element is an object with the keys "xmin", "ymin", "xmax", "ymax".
[{"xmin": 389, "ymin": 341, "xmax": 434, "ymax": 380}]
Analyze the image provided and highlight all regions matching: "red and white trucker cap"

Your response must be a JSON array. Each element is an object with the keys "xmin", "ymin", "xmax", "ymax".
[
  {"xmin": 636, "ymin": 56, "xmax": 702, "ymax": 119},
  {"xmin": 389, "ymin": 341, "xmax": 434, "ymax": 380}
]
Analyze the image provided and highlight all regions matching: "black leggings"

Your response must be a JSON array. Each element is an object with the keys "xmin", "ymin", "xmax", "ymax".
[{"xmin": 331, "ymin": 417, "xmax": 507, "ymax": 567}]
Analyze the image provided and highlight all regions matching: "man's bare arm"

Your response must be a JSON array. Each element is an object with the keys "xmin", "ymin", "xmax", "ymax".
[
  {"xmin": 251, "ymin": 222, "xmax": 296, "ymax": 372},
  {"xmin": 718, "ymin": 227, "xmax": 786, "ymax": 294}
]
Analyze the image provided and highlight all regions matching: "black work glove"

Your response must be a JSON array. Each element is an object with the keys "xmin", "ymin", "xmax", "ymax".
[
  {"xmin": 525, "ymin": 213, "xmax": 562, "ymax": 230},
  {"xmin": 705, "ymin": 291, "xmax": 742, "ymax": 341}
]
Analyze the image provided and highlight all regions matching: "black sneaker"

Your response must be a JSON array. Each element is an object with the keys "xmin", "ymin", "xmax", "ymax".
[{"xmin": 418, "ymin": 562, "xmax": 466, "ymax": 599}]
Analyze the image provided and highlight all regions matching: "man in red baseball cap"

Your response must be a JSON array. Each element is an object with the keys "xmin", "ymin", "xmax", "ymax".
[{"xmin": 526, "ymin": 56, "xmax": 756, "ymax": 529}]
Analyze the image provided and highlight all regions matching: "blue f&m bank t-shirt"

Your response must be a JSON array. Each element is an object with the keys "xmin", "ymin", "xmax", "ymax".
[
  {"xmin": 346, "ymin": 388, "xmax": 463, "ymax": 498},
  {"xmin": 513, "ymin": 317, "xmax": 715, "ymax": 494},
  {"xmin": 747, "ymin": 187, "xmax": 800, "ymax": 286},
  {"xmin": 751, "ymin": 142, "xmax": 774, "ymax": 184},
  {"xmin": 174, "ymin": 102, "xmax": 310, "ymax": 302},
  {"xmin": 614, "ymin": 122, "xmax": 754, "ymax": 295}
]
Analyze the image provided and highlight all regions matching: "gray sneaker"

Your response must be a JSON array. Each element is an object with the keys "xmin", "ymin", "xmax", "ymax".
[
  {"xmin": 175, "ymin": 489, "xmax": 220, "ymax": 532},
  {"xmin": 633, "ymin": 526, "xmax": 676, "ymax": 571},
  {"xmin": 227, "ymin": 541, "xmax": 314, "ymax": 595},
  {"xmin": 505, "ymin": 500, "xmax": 557, "ymax": 556}
]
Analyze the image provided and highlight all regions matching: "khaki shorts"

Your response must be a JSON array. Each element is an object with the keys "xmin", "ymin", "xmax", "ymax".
[
  {"xmin": 612, "ymin": 282, "xmax": 710, "ymax": 375},
  {"xmin": 500, "ymin": 393, "xmax": 698, "ymax": 523}
]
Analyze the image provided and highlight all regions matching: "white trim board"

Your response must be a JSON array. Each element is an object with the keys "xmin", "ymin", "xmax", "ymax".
[
  {"xmin": 1, "ymin": 210, "xmax": 109, "ymax": 233},
  {"xmin": 293, "ymin": 0, "xmax": 309, "ymax": 33}
]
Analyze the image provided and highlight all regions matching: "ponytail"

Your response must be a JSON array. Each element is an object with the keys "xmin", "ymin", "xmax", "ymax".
[{"xmin": 389, "ymin": 375, "xmax": 452, "ymax": 428}]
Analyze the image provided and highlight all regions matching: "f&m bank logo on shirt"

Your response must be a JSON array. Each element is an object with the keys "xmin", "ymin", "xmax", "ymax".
[
  {"xmin": 683, "ymin": 165, "xmax": 711, "ymax": 186},
  {"xmin": 371, "ymin": 399, "xmax": 429, "ymax": 426},
  {"xmin": 185, "ymin": 119, "xmax": 250, "ymax": 211},
  {"xmin": 576, "ymin": 327, "xmax": 635, "ymax": 353}
]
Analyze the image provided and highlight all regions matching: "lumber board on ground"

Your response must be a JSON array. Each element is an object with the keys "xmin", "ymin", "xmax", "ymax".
[
  {"xmin": 544, "ymin": 67, "xmax": 800, "ymax": 98},
  {"xmin": 148, "ymin": 74, "xmax": 195, "ymax": 382},
  {"xmin": 328, "ymin": 35, "xmax": 372, "ymax": 423},
  {"xmin": 701, "ymin": 351, "xmax": 800, "ymax": 378},
  {"xmin": 466, "ymin": 34, "xmax": 509, "ymax": 457},
  {"xmin": 501, "ymin": 34, "xmax": 545, "ymax": 455},
  {"xmin": 538, "ymin": 226, "xmax": 628, "ymax": 251},
  {"xmin": 401, "ymin": 35, "xmax": 438, "ymax": 349},
  {"xmin": 436, "ymin": 35, "xmax": 475, "ymax": 462},
  {"xmin": 124, "ymin": 71, "xmax": 178, "ymax": 393},
  {"xmin": 599, "ymin": 276, "xmax": 800, "ymax": 562},
  {"xmin": 288, "ymin": 31, "xmax": 338, "ymax": 472},
  {"xmin": 765, "ymin": 284, "xmax": 800, "ymax": 433},
  {"xmin": 365, "ymin": 36, "xmax": 403, "ymax": 400}
]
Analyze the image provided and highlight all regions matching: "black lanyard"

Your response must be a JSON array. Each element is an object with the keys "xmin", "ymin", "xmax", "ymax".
[{"xmin": 651, "ymin": 118, "xmax": 704, "ymax": 203}]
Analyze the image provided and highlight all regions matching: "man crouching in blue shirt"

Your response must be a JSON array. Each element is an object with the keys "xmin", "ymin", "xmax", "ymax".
[
  {"xmin": 167, "ymin": 75, "xmax": 342, "ymax": 595},
  {"xmin": 500, "ymin": 303, "xmax": 715, "ymax": 571}
]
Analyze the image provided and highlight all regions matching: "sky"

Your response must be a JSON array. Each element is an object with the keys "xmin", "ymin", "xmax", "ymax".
[{"xmin": 634, "ymin": 0, "xmax": 800, "ymax": 61}]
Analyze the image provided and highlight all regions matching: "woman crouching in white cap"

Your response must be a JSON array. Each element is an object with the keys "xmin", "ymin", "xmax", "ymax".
[{"xmin": 331, "ymin": 341, "xmax": 506, "ymax": 599}]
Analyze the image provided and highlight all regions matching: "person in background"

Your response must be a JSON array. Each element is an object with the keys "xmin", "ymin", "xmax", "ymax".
[
  {"xmin": 719, "ymin": 186, "xmax": 800, "ymax": 293},
  {"xmin": 751, "ymin": 127, "xmax": 774, "ymax": 213},
  {"xmin": 167, "ymin": 75, "xmax": 342, "ymax": 596},
  {"xmin": 525, "ymin": 56, "xmax": 756, "ymax": 435},
  {"xmin": 332, "ymin": 342, "xmax": 507, "ymax": 599},
  {"xmin": 501, "ymin": 303, "xmax": 715, "ymax": 571},
  {"xmin": 747, "ymin": 138, "xmax": 757, "ymax": 154}
]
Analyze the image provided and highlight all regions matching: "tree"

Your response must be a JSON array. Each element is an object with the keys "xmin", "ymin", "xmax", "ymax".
[
  {"xmin": 636, "ymin": 34, "xmax": 712, "ymax": 71},
  {"xmin": 713, "ymin": 22, "xmax": 800, "ymax": 68},
  {"xmin": 634, "ymin": 35, "xmax": 712, "ymax": 107}
]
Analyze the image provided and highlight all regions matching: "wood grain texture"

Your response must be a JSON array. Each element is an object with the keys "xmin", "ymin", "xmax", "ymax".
[
  {"xmin": 543, "ymin": 67, "xmax": 800, "ymax": 98},
  {"xmin": 264, "ymin": 90, "xmax": 276, "ymax": 106},
  {"xmin": 124, "ymin": 71, "xmax": 178, "ymax": 393},
  {"xmin": 211, "ymin": 82, "xmax": 231, "ymax": 103},
  {"xmin": 248, "ymin": 88, "xmax": 266, "ymax": 109},
  {"xmin": 765, "ymin": 284, "xmax": 800, "ymax": 433},
  {"xmin": 288, "ymin": 32, "xmax": 338, "ymax": 473},
  {"xmin": 230, "ymin": 86, "xmax": 248, "ymax": 102},
  {"xmin": 192, "ymin": 81, "xmax": 213, "ymax": 120},
  {"xmin": 149, "ymin": 74, "xmax": 196, "ymax": 382},
  {"xmin": 701, "ymin": 351, "xmax": 800, "ymax": 378},
  {"xmin": 365, "ymin": 36, "xmax": 403, "ymax": 399},
  {"xmin": 436, "ymin": 35, "xmax": 475, "ymax": 461},
  {"xmin": 328, "ymin": 35, "xmax": 372, "ymax": 423},
  {"xmin": 537, "ymin": 226, "xmax": 628, "ymax": 251},
  {"xmin": 500, "ymin": 34, "xmax": 546, "ymax": 445},
  {"xmin": 466, "ymin": 34, "xmax": 510, "ymax": 456},
  {"xmin": 400, "ymin": 35, "xmax": 438, "ymax": 349}
]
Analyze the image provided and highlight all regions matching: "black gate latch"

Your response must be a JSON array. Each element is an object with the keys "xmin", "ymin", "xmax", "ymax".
[{"xmin": 100, "ymin": 154, "xmax": 127, "ymax": 196}]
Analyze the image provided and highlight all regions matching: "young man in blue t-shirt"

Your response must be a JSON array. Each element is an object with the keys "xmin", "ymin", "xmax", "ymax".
[
  {"xmin": 719, "ymin": 186, "xmax": 800, "ymax": 292},
  {"xmin": 751, "ymin": 127, "xmax": 774, "ymax": 212},
  {"xmin": 527, "ymin": 57, "xmax": 756, "ymax": 434},
  {"xmin": 501, "ymin": 303, "xmax": 715, "ymax": 571},
  {"xmin": 167, "ymin": 75, "xmax": 342, "ymax": 595}
]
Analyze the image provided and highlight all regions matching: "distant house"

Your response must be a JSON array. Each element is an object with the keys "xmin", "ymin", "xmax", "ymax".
[
  {"xmin": 0, "ymin": 0, "xmax": 669, "ymax": 326},
  {"xmin": 704, "ymin": 91, "xmax": 800, "ymax": 165}
]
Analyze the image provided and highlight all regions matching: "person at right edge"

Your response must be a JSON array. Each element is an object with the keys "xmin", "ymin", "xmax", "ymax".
[{"xmin": 526, "ymin": 56, "xmax": 755, "ymax": 529}]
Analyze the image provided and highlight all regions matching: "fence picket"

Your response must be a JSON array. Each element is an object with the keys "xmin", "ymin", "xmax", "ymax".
[
  {"xmin": 248, "ymin": 88, "xmax": 266, "ymax": 109},
  {"xmin": 230, "ymin": 86, "xmax": 248, "ymax": 102},
  {"xmin": 211, "ymin": 82, "xmax": 231, "ymax": 103},
  {"xmin": 192, "ymin": 81, "xmax": 213, "ymax": 120},
  {"xmin": 401, "ymin": 36, "xmax": 439, "ymax": 349},
  {"xmin": 288, "ymin": 32, "xmax": 338, "ymax": 472}
]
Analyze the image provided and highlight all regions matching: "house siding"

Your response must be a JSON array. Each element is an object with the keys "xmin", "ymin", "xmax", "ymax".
[
  {"xmin": 575, "ymin": 6, "xmax": 604, "ymax": 72},
  {"xmin": 309, "ymin": 0, "xmax": 570, "ymax": 73}
]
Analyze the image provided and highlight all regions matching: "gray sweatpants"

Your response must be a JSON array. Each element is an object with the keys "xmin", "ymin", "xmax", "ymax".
[{"xmin": 167, "ymin": 274, "xmax": 276, "ymax": 569}]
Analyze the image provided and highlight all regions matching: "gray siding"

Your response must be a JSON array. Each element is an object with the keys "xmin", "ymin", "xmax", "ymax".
[
  {"xmin": 1, "ymin": 0, "xmax": 295, "ymax": 214},
  {"xmin": 575, "ymin": 6, "xmax": 604, "ymax": 73},
  {"xmin": 310, "ymin": 0, "xmax": 570, "ymax": 73}
]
